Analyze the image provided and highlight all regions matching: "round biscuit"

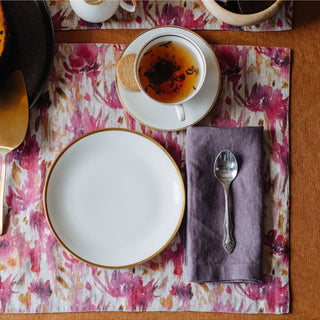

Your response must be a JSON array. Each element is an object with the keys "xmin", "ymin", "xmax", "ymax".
[{"xmin": 116, "ymin": 54, "xmax": 139, "ymax": 91}]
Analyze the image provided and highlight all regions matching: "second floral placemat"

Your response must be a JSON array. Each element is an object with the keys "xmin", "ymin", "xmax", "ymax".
[{"xmin": 48, "ymin": 0, "xmax": 293, "ymax": 32}]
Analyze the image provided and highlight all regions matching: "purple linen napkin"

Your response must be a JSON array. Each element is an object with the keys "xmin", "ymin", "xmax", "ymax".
[{"xmin": 185, "ymin": 126, "xmax": 264, "ymax": 283}]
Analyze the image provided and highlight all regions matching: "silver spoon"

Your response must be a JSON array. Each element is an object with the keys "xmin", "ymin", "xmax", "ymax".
[{"xmin": 214, "ymin": 149, "xmax": 238, "ymax": 254}]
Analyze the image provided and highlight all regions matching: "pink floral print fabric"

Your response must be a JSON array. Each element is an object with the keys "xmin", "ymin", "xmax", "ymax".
[
  {"xmin": 0, "ymin": 43, "xmax": 290, "ymax": 313},
  {"xmin": 48, "ymin": 0, "xmax": 293, "ymax": 31}
]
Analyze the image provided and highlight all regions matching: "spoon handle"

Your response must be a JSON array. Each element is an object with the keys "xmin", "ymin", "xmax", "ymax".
[
  {"xmin": 0, "ymin": 150, "xmax": 8, "ymax": 236},
  {"xmin": 223, "ymin": 187, "xmax": 236, "ymax": 254}
]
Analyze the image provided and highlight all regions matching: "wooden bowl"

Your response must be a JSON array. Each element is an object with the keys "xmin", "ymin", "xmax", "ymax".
[{"xmin": 202, "ymin": 0, "xmax": 284, "ymax": 27}]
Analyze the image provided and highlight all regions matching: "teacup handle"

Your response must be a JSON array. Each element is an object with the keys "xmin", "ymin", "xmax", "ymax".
[
  {"xmin": 174, "ymin": 104, "xmax": 185, "ymax": 122},
  {"xmin": 120, "ymin": 0, "xmax": 136, "ymax": 12}
]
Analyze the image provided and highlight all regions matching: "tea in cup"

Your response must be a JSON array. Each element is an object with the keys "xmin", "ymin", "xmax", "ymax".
[
  {"xmin": 134, "ymin": 34, "xmax": 207, "ymax": 122},
  {"xmin": 69, "ymin": 0, "xmax": 137, "ymax": 24}
]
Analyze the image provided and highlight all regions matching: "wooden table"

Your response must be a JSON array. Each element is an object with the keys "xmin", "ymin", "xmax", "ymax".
[{"xmin": 4, "ymin": 1, "xmax": 320, "ymax": 319}]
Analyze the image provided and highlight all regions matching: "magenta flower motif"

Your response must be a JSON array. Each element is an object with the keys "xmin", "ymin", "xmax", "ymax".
[
  {"xmin": 26, "ymin": 246, "xmax": 41, "ymax": 274},
  {"xmin": 170, "ymin": 282, "xmax": 193, "ymax": 309},
  {"xmin": 141, "ymin": 2, "xmax": 209, "ymax": 29},
  {"xmin": 65, "ymin": 107, "xmax": 108, "ymax": 139},
  {"xmin": 106, "ymin": 270, "xmax": 157, "ymax": 311},
  {"xmin": 264, "ymin": 230, "xmax": 289, "ymax": 265},
  {"xmin": 63, "ymin": 44, "xmax": 100, "ymax": 84},
  {"xmin": 43, "ymin": 232, "xmax": 59, "ymax": 273},
  {"xmin": 124, "ymin": 112, "xmax": 137, "ymax": 130},
  {"xmin": 215, "ymin": 45, "xmax": 242, "ymax": 80},
  {"xmin": 51, "ymin": 9, "xmax": 67, "ymax": 30},
  {"xmin": 215, "ymin": 45, "xmax": 250, "ymax": 105},
  {"xmin": 29, "ymin": 280, "xmax": 52, "ymax": 304},
  {"xmin": 272, "ymin": 133, "xmax": 289, "ymax": 178},
  {"xmin": 15, "ymin": 135, "xmax": 41, "ymax": 171},
  {"xmin": 104, "ymin": 81, "xmax": 124, "ymax": 110},
  {"xmin": 237, "ymin": 275, "xmax": 289, "ymax": 313},
  {"xmin": 63, "ymin": 251, "xmax": 81, "ymax": 265},
  {"xmin": 0, "ymin": 276, "xmax": 15, "ymax": 312},
  {"xmin": 256, "ymin": 47, "xmax": 291, "ymax": 77},
  {"xmin": 246, "ymin": 83, "xmax": 289, "ymax": 176},
  {"xmin": 160, "ymin": 3, "xmax": 209, "ymax": 29},
  {"xmin": 71, "ymin": 298, "xmax": 99, "ymax": 312},
  {"xmin": 69, "ymin": 45, "xmax": 99, "ymax": 71},
  {"xmin": 29, "ymin": 210, "xmax": 46, "ymax": 236},
  {"xmin": 246, "ymin": 84, "xmax": 288, "ymax": 129},
  {"xmin": 5, "ymin": 135, "xmax": 46, "ymax": 211},
  {"xmin": 211, "ymin": 104, "xmax": 242, "ymax": 127},
  {"xmin": 152, "ymin": 240, "xmax": 184, "ymax": 279},
  {"xmin": 0, "ymin": 238, "xmax": 15, "ymax": 262},
  {"xmin": 28, "ymin": 210, "xmax": 49, "ymax": 274},
  {"xmin": 211, "ymin": 301, "xmax": 241, "ymax": 313},
  {"xmin": 158, "ymin": 4, "xmax": 186, "ymax": 26}
]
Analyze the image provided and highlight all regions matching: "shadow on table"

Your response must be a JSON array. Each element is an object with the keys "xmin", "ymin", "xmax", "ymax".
[{"xmin": 293, "ymin": 1, "xmax": 320, "ymax": 29}]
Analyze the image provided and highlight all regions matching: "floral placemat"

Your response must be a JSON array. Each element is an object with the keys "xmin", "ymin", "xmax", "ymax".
[
  {"xmin": 0, "ymin": 42, "xmax": 290, "ymax": 313},
  {"xmin": 48, "ymin": 0, "xmax": 293, "ymax": 32}
]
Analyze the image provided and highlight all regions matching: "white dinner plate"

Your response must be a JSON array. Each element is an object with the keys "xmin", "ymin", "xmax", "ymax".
[
  {"xmin": 44, "ymin": 129, "xmax": 185, "ymax": 268},
  {"xmin": 116, "ymin": 26, "xmax": 221, "ymax": 131}
]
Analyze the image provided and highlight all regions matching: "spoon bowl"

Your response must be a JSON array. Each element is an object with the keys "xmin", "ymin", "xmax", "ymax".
[
  {"xmin": 0, "ymin": 70, "xmax": 29, "ymax": 235},
  {"xmin": 214, "ymin": 149, "xmax": 238, "ymax": 254}
]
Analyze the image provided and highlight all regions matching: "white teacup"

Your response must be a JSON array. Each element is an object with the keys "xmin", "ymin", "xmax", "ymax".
[
  {"xmin": 69, "ymin": 0, "xmax": 137, "ymax": 23},
  {"xmin": 134, "ymin": 34, "xmax": 207, "ymax": 122}
]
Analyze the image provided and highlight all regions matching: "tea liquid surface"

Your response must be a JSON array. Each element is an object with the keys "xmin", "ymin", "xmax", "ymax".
[{"xmin": 138, "ymin": 41, "xmax": 200, "ymax": 104}]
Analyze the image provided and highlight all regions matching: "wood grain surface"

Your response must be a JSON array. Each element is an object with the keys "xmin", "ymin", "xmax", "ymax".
[{"xmin": 3, "ymin": 1, "xmax": 320, "ymax": 319}]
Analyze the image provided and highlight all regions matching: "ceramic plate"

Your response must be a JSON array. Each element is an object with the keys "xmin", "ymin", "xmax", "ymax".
[
  {"xmin": 116, "ymin": 26, "xmax": 221, "ymax": 131},
  {"xmin": 3, "ymin": 0, "xmax": 54, "ymax": 108},
  {"xmin": 44, "ymin": 129, "xmax": 185, "ymax": 268}
]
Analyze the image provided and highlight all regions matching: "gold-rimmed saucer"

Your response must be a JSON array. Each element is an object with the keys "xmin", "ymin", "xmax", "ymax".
[{"xmin": 116, "ymin": 26, "xmax": 221, "ymax": 132}]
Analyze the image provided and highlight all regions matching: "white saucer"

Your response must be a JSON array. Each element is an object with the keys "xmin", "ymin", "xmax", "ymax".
[
  {"xmin": 44, "ymin": 129, "xmax": 185, "ymax": 268},
  {"xmin": 116, "ymin": 26, "xmax": 221, "ymax": 131}
]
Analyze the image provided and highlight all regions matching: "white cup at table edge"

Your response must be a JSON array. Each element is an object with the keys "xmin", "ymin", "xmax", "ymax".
[
  {"xmin": 69, "ymin": 0, "xmax": 137, "ymax": 24},
  {"xmin": 134, "ymin": 34, "xmax": 207, "ymax": 122}
]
